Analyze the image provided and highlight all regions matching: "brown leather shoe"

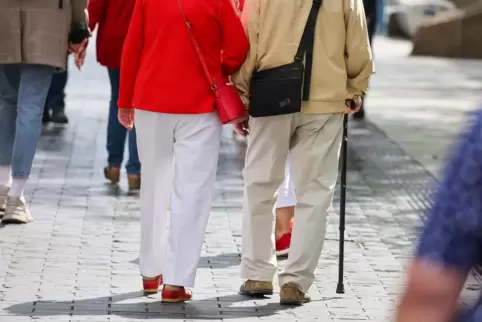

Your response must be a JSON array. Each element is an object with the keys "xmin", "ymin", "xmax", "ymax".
[
  {"xmin": 104, "ymin": 166, "xmax": 120, "ymax": 184},
  {"xmin": 279, "ymin": 283, "xmax": 311, "ymax": 306},
  {"xmin": 128, "ymin": 175, "xmax": 141, "ymax": 191},
  {"xmin": 239, "ymin": 280, "xmax": 273, "ymax": 296}
]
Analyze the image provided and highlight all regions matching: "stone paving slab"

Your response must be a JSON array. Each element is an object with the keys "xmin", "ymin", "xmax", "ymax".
[
  {"xmin": 0, "ymin": 110, "xmax": 422, "ymax": 322},
  {"xmin": 0, "ymin": 40, "xmax": 480, "ymax": 322},
  {"xmin": 367, "ymin": 36, "xmax": 482, "ymax": 178}
]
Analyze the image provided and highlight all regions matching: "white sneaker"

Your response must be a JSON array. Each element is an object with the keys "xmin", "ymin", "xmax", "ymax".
[
  {"xmin": 0, "ymin": 186, "xmax": 8, "ymax": 218},
  {"xmin": 2, "ymin": 196, "xmax": 33, "ymax": 224}
]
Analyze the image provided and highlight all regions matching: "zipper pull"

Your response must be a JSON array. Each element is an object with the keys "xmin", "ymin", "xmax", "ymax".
[{"xmin": 58, "ymin": 0, "xmax": 63, "ymax": 9}]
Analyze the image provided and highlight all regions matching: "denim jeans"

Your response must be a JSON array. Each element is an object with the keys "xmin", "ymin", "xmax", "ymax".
[
  {"xmin": 107, "ymin": 69, "xmax": 140, "ymax": 175},
  {"xmin": 0, "ymin": 64, "xmax": 54, "ymax": 178},
  {"xmin": 45, "ymin": 68, "xmax": 68, "ymax": 113}
]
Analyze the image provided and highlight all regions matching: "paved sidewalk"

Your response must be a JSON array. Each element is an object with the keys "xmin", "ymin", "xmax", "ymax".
[
  {"xmin": 0, "ymin": 38, "xmax": 481, "ymax": 322},
  {"xmin": 367, "ymin": 36, "xmax": 482, "ymax": 177}
]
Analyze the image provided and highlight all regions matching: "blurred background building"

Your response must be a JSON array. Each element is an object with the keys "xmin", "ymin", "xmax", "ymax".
[{"xmin": 385, "ymin": 0, "xmax": 482, "ymax": 58}]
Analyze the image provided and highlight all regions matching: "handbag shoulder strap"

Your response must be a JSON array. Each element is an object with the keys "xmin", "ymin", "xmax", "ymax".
[
  {"xmin": 294, "ymin": 0, "xmax": 323, "ymax": 101},
  {"xmin": 176, "ymin": 0, "xmax": 217, "ymax": 89}
]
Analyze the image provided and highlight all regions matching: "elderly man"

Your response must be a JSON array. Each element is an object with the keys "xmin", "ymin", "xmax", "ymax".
[
  {"xmin": 0, "ymin": 0, "xmax": 88, "ymax": 223},
  {"xmin": 233, "ymin": 0, "xmax": 374, "ymax": 305}
]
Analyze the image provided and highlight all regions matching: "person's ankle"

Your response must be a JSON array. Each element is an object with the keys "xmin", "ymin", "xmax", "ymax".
[
  {"xmin": 276, "ymin": 230, "xmax": 290, "ymax": 241},
  {"xmin": 0, "ymin": 166, "xmax": 12, "ymax": 187},
  {"xmin": 8, "ymin": 177, "xmax": 27, "ymax": 198}
]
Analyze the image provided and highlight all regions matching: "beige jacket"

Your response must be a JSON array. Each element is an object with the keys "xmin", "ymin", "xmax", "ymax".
[
  {"xmin": 0, "ymin": 0, "xmax": 87, "ymax": 70},
  {"xmin": 232, "ymin": 0, "xmax": 375, "ymax": 114}
]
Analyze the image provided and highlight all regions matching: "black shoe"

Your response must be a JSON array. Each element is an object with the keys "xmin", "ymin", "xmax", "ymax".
[
  {"xmin": 42, "ymin": 109, "xmax": 51, "ymax": 124},
  {"xmin": 51, "ymin": 110, "xmax": 69, "ymax": 124}
]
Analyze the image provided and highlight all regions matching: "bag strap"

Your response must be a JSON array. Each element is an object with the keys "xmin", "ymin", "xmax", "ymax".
[
  {"xmin": 176, "ymin": 0, "xmax": 218, "ymax": 90},
  {"xmin": 294, "ymin": 0, "xmax": 323, "ymax": 101}
]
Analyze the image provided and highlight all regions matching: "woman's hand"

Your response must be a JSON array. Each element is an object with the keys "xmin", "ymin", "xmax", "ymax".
[
  {"xmin": 118, "ymin": 108, "xmax": 135, "ymax": 130},
  {"xmin": 69, "ymin": 38, "xmax": 89, "ymax": 70},
  {"xmin": 233, "ymin": 119, "xmax": 249, "ymax": 136},
  {"xmin": 69, "ymin": 38, "xmax": 89, "ymax": 55},
  {"xmin": 74, "ymin": 39, "xmax": 89, "ymax": 70}
]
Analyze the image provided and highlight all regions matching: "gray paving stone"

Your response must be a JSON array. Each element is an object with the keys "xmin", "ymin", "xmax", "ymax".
[{"xmin": 2, "ymin": 37, "xmax": 481, "ymax": 322}]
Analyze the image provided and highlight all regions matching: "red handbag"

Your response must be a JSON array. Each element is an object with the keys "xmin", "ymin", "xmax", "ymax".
[{"xmin": 176, "ymin": 0, "xmax": 248, "ymax": 125}]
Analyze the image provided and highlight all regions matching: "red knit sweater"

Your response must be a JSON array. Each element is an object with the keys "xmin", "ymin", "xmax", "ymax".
[
  {"xmin": 118, "ymin": 0, "xmax": 249, "ymax": 114},
  {"xmin": 88, "ymin": 0, "xmax": 135, "ymax": 69}
]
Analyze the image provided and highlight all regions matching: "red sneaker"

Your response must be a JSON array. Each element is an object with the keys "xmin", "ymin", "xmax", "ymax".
[
  {"xmin": 276, "ymin": 233, "xmax": 291, "ymax": 257},
  {"xmin": 161, "ymin": 286, "xmax": 193, "ymax": 303},
  {"xmin": 143, "ymin": 275, "xmax": 163, "ymax": 295}
]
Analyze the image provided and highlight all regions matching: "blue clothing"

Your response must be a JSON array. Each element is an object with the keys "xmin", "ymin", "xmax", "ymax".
[
  {"xmin": 106, "ymin": 69, "xmax": 140, "ymax": 175},
  {"xmin": 0, "ymin": 64, "xmax": 54, "ymax": 177},
  {"xmin": 417, "ymin": 109, "xmax": 482, "ymax": 321},
  {"xmin": 45, "ymin": 69, "xmax": 68, "ymax": 113}
]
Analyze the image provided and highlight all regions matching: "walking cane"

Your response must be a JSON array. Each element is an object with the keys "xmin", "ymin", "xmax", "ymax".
[{"xmin": 336, "ymin": 99, "xmax": 356, "ymax": 294}]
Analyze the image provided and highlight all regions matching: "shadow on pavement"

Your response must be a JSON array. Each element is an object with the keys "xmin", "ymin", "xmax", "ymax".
[
  {"xmin": 5, "ymin": 292, "xmax": 292, "ymax": 320},
  {"xmin": 129, "ymin": 252, "xmax": 241, "ymax": 269}
]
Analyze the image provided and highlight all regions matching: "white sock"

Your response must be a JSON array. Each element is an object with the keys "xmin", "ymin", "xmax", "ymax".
[
  {"xmin": 0, "ymin": 166, "xmax": 12, "ymax": 187},
  {"xmin": 8, "ymin": 178, "xmax": 27, "ymax": 197}
]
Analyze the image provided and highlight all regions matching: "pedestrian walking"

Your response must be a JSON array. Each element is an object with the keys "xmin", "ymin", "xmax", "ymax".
[
  {"xmin": 353, "ymin": 0, "xmax": 377, "ymax": 119},
  {"xmin": 43, "ymin": 62, "xmax": 69, "ymax": 125},
  {"xmin": 232, "ymin": 0, "xmax": 374, "ymax": 305},
  {"xmin": 396, "ymin": 108, "xmax": 482, "ymax": 322},
  {"xmin": 0, "ymin": 0, "xmax": 89, "ymax": 224},
  {"xmin": 117, "ymin": 0, "xmax": 248, "ymax": 302},
  {"xmin": 88, "ymin": 0, "xmax": 141, "ymax": 191}
]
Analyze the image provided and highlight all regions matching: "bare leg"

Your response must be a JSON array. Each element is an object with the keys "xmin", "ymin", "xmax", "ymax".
[{"xmin": 275, "ymin": 206, "xmax": 294, "ymax": 241}]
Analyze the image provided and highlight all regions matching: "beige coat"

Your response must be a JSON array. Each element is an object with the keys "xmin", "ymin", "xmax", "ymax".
[
  {"xmin": 0, "ymin": 0, "xmax": 87, "ymax": 70},
  {"xmin": 232, "ymin": 0, "xmax": 375, "ymax": 114}
]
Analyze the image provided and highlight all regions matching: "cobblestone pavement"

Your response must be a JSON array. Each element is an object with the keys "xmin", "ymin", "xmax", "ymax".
[{"xmin": 0, "ymin": 38, "xmax": 481, "ymax": 322}]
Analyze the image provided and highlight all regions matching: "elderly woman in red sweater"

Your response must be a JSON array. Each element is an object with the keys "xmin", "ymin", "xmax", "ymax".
[
  {"xmin": 88, "ymin": 0, "xmax": 141, "ymax": 191},
  {"xmin": 118, "ymin": 0, "xmax": 248, "ymax": 303}
]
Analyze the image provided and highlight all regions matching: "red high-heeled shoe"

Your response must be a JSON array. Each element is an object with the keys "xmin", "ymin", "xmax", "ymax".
[
  {"xmin": 161, "ymin": 286, "xmax": 193, "ymax": 303},
  {"xmin": 143, "ymin": 275, "xmax": 163, "ymax": 294}
]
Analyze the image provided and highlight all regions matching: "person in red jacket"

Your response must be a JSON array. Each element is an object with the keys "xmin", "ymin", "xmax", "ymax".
[
  {"xmin": 88, "ymin": 0, "xmax": 141, "ymax": 191},
  {"xmin": 118, "ymin": 0, "xmax": 248, "ymax": 303}
]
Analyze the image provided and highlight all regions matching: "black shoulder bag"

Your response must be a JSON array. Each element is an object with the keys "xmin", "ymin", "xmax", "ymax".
[{"xmin": 249, "ymin": 0, "xmax": 322, "ymax": 117}]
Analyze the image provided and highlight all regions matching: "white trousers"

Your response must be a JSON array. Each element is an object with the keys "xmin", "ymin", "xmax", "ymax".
[
  {"xmin": 275, "ymin": 152, "xmax": 297, "ymax": 208},
  {"xmin": 135, "ymin": 109, "xmax": 222, "ymax": 287}
]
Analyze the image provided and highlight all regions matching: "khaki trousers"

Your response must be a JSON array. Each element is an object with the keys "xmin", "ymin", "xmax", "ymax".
[{"xmin": 241, "ymin": 113, "xmax": 343, "ymax": 293}]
